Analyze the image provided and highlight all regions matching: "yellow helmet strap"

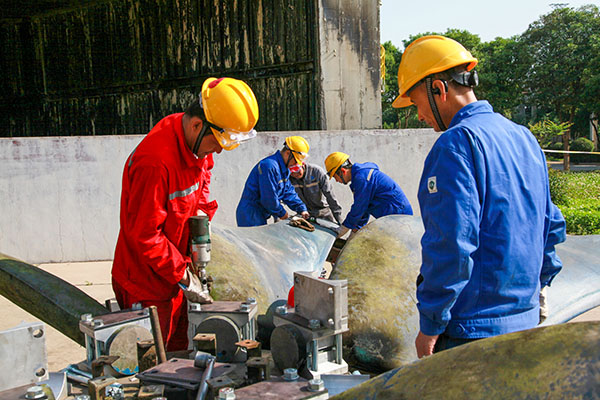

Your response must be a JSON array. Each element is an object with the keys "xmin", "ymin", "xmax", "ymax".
[{"xmin": 425, "ymin": 76, "xmax": 448, "ymax": 132}]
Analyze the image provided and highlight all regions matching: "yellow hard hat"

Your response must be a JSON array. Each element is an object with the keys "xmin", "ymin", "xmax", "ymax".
[
  {"xmin": 392, "ymin": 35, "xmax": 478, "ymax": 108},
  {"xmin": 284, "ymin": 136, "xmax": 310, "ymax": 164},
  {"xmin": 324, "ymin": 152, "xmax": 350, "ymax": 179},
  {"xmin": 201, "ymin": 77, "xmax": 260, "ymax": 150}
]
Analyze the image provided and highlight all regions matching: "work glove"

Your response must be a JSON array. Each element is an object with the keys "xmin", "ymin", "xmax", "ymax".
[
  {"xmin": 289, "ymin": 216, "xmax": 315, "ymax": 232},
  {"xmin": 539, "ymin": 286, "xmax": 548, "ymax": 324},
  {"xmin": 179, "ymin": 269, "xmax": 213, "ymax": 304},
  {"xmin": 337, "ymin": 225, "xmax": 350, "ymax": 238}
]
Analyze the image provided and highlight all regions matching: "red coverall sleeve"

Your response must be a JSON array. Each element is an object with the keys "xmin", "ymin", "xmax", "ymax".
[{"xmin": 125, "ymin": 163, "xmax": 188, "ymax": 285}]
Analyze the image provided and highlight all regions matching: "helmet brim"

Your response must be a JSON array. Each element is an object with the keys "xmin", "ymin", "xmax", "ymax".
[{"xmin": 392, "ymin": 94, "xmax": 413, "ymax": 108}]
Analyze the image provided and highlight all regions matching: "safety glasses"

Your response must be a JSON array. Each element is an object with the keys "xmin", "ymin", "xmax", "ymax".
[{"xmin": 206, "ymin": 120, "xmax": 257, "ymax": 151}]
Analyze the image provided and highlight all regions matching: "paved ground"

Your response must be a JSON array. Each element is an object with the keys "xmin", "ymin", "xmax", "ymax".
[{"xmin": 0, "ymin": 261, "xmax": 598, "ymax": 372}]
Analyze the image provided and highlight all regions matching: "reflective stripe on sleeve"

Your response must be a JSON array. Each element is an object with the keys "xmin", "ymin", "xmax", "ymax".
[{"xmin": 169, "ymin": 182, "xmax": 199, "ymax": 200}]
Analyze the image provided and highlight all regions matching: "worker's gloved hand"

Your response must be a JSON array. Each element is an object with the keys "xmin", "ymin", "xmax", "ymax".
[
  {"xmin": 206, "ymin": 275, "xmax": 214, "ymax": 292},
  {"xmin": 300, "ymin": 211, "xmax": 310, "ymax": 219},
  {"xmin": 289, "ymin": 216, "xmax": 315, "ymax": 232},
  {"xmin": 179, "ymin": 269, "xmax": 213, "ymax": 304},
  {"xmin": 337, "ymin": 225, "xmax": 350, "ymax": 238},
  {"xmin": 539, "ymin": 286, "xmax": 548, "ymax": 324},
  {"xmin": 280, "ymin": 212, "xmax": 289, "ymax": 220}
]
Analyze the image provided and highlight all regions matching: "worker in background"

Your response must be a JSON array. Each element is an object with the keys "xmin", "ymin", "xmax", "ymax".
[
  {"xmin": 112, "ymin": 77, "xmax": 259, "ymax": 351},
  {"xmin": 324, "ymin": 152, "xmax": 413, "ymax": 238},
  {"xmin": 392, "ymin": 35, "xmax": 566, "ymax": 358},
  {"xmin": 236, "ymin": 136, "xmax": 311, "ymax": 227},
  {"xmin": 290, "ymin": 162, "xmax": 343, "ymax": 224}
]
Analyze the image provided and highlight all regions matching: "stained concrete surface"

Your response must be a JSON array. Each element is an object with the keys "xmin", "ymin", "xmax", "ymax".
[{"xmin": 0, "ymin": 261, "xmax": 598, "ymax": 372}]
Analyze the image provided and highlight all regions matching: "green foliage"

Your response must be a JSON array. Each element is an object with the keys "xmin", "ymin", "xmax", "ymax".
[
  {"xmin": 571, "ymin": 137, "xmax": 597, "ymax": 164},
  {"xmin": 529, "ymin": 120, "xmax": 572, "ymax": 148},
  {"xmin": 382, "ymin": 5, "xmax": 600, "ymax": 135},
  {"xmin": 571, "ymin": 137, "xmax": 594, "ymax": 152},
  {"xmin": 477, "ymin": 36, "xmax": 529, "ymax": 119},
  {"xmin": 548, "ymin": 170, "xmax": 600, "ymax": 234},
  {"xmin": 520, "ymin": 5, "xmax": 600, "ymax": 125}
]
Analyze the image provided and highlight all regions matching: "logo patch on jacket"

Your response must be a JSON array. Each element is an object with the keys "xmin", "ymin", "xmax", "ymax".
[{"xmin": 427, "ymin": 176, "xmax": 437, "ymax": 194}]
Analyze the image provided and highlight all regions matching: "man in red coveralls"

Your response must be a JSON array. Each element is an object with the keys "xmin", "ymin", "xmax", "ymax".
[{"xmin": 112, "ymin": 77, "xmax": 259, "ymax": 351}]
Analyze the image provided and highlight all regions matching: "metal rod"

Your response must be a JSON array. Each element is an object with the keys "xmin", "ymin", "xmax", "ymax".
[
  {"xmin": 312, "ymin": 340, "xmax": 318, "ymax": 371},
  {"xmin": 195, "ymin": 356, "xmax": 215, "ymax": 400},
  {"xmin": 336, "ymin": 334, "xmax": 343, "ymax": 364},
  {"xmin": 148, "ymin": 305, "xmax": 168, "ymax": 364}
]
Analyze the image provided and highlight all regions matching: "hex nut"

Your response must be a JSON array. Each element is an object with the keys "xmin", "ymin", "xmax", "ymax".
[
  {"xmin": 80, "ymin": 313, "xmax": 93, "ymax": 322},
  {"xmin": 308, "ymin": 378, "xmax": 325, "ymax": 392},
  {"xmin": 25, "ymin": 386, "xmax": 46, "ymax": 399},
  {"xmin": 218, "ymin": 387, "xmax": 236, "ymax": 399},
  {"xmin": 247, "ymin": 297, "xmax": 257, "ymax": 304},
  {"xmin": 189, "ymin": 303, "xmax": 202, "ymax": 312},
  {"xmin": 275, "ymin": 305, "xmax": 287, "ymax": 315},
  {"xmin": 283, "ymin": 368, "xmax": 299, "ymax": 381}
]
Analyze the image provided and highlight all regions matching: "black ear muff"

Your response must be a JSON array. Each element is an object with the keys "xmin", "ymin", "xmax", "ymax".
[{"xmin": 468, "ymin": 70, "xmax": 479, "ymax": 87}]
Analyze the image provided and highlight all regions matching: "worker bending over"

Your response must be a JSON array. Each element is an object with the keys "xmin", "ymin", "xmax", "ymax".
[
  {"xmin": 324, "ymin": 152, "xmax": 413, "ymax": 237},
  {"xmin": 112, "ymin": 77, "xmax": 259, "ymax": 351},
  {"xmin": 290, "ymin": 162, "xmax": 343, "ymax": 224},
  {"xmin": 392, "ymin": 35, "xmax": 566, "ymax": 358},
  {"xmin": 236, "ymin": 136, "xmax": 310, "ymax": 227}
]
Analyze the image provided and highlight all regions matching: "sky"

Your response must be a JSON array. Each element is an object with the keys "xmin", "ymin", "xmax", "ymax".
[{"xmin": 380, "ymin": 0, "xmax": 599, "ymax": 47}]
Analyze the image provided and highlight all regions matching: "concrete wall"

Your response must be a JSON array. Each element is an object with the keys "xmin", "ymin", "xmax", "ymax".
[
  {"xmin": 0, "ymin": 129, "xmax": 439, "ymax": 264},
  {"xmin": 318, "ymin": 0, "xmax": 381, "ymax": 129}
]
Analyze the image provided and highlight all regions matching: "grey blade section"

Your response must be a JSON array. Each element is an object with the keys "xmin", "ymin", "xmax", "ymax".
[
  {"xmin": 0, "ymin": 253, "xmax": 108, "ymax": 346},
  {"xmin": 542, "ymin": 234, "xmax": 600, "ymax": 325},
  {"xmin": 330, "ymin": 321, "xmax": 600, "ymax": 399},
  {"xmin": 332, "ymin": 214, "xmax": 600, "ymax": 372},
  {"xmin": 209, "ymin": 219, "xmax": 336, "ymax": 312}
]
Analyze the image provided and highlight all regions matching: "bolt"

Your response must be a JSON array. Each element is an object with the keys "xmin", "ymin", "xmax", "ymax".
[
  {"xmin": 80, "ymin": 313, "xmax": 93, "ymax": 322},
  {"xmin": 239, "ymin": 303, "xmax": 251, "ymax": 312},
  {"xmin": 25, "ymin": 386, "xmax": 46, "ymax": 399},
  {"xmin": 218, "ymin": 387, "xmax": 236, "ymax": 399},
  {"xmin": 131, "ymin": 302, "xmax": 142, "ymax": 310},
  {"xmin": 246, "ymin": 297, "xmax": 257, "ymax": 304},
  {"xmin": 308, "ymin": 378, "xmax": 324, "ymax": 392},
  {"xmin": 91, "ymin": 319, "xmax": 104, "ymax": 328},
  {"xmin": 275, "ymin": 305, "xmax": 287, "ymax": 315},
  {"xmin": 328, "ymin": 318, "xmax": 335, "ymax": 327},
  {"xmin": 309, "ymin": 319, "xmax": 320, "ymax": 329},
  {"xmin": 283, "ymin": 368, "xmax": 299, "ymax": 381},
  {"xmin": 189, "ymin": 303, "xmax": 202, "ymax": 312},
  {"xmin": 328, "ymin": 287, "xmax": 334, "ymax": 295}
]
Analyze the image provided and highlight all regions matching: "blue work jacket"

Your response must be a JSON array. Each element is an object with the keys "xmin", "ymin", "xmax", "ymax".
[
  {"xmin": 417, "ymin": 101, "xmax": 566, "ymax": 339},
  {"xmin": 343, "ymin": 162, "xmax": 413, "ymax": 230},
  {"xmin": 236, "ymin": 150, "xmax": 307, "ymax": 227}
]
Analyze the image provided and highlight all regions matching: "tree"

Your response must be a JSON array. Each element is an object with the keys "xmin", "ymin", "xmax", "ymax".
[
  {"xmin": 381, "ymin": 41, "xmax": 401, "ymax": 129},
  {"xmin": 520, "ymin": 5, "xmax": 600, "ymax": 170},
  {"xmin": 476, "ymin": 37, "xmax": 529, "ymax": 122}
]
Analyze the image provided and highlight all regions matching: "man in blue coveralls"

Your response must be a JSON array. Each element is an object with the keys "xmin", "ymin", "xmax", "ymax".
[
  {"xmin": 236, "ymin": 136, "xmax": 310, "ymax": 226},
  {"xmin": 324, "ymin": 151, "xmax": 413, "ymax": 238},
  {"xmin": 392, "ymin": 35, "xmax": 567, "ymax": 358}
]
